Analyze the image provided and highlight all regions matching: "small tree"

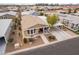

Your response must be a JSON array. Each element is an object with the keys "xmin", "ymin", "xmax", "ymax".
[
  {"xmin": 18, "ymin": 32, "xmax": 21, "ymax": 36},
  {"xmin": 73, "ymin": 9, "xmax": 77, "ymax": 13},
  {"xmin": 39, "ymin": 12, "xmax": 44, "ymax": 16},
  {"xmin": 18, "ymin": 27, "xmax": 21, "ymax": 30},
  {"xmin": 12, "ymin": 31, "xmax": 15, "ymax": 35},
  {"xmin": 29, "ymin": 38, "xmax": 34, "ymax": 42},
  {"xmin": 68, "ymin": 8, "xmax": 72, "ymax": 14},
  {"xmin": 23, "ymin": 38, "xmax": 27, "ymax": 43},
  {"xmin": 8, "ymin": 38, "xmax": 14, "ymax": 43},
  {"xmin": 13, "ymin": 24, "xmax": 17, "ymax": 30},
  {"xmin": 47, "ymin": 14, "xmax": 58, "ymax": 27},
  {"xmin": 18, "ymin": 21, "xmax": 21, "ymax": 25},
  {"xmin": 45, "ymin": 14, "xmax": 48, "ymax": 16},
  {"xmin": 48, "ymin": 35, "xmax": 56, "ymax": 41}
]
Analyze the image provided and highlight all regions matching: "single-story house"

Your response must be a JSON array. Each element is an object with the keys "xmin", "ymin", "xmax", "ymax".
[
  {"xmin": 0, "ymin": 19, "xmax": 12, "ymax": 54},
  {"xmin": 59, "ymin": 13, "xmax": 79, "ymax": 31},
  {"xmin": 21, "ymin": 15, "xmax": 49, "ymax": 39},
  {"xmin": 0, "ymin": 11, "xmax": 17, "ymax": 19},
  {"xmin": 7, "ymin": 6, "xmax": 18, "ymax": 11},
  {"xmin": 21, "ymin": 10, "xmax": 39, "ymax": 16}
]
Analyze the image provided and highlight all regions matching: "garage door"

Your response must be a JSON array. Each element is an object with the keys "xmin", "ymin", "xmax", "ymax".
[{"xmin": 0, "ymin": 37, "xmax": 6, "ymax": 55}]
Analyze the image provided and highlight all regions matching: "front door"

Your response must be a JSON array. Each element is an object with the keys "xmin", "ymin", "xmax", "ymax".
[{"xmin": 39, "ymin": 28, "xmax": 43, "ymax": 33}]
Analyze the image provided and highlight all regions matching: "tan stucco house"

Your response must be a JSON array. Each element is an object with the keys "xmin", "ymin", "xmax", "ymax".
[{"xmin": 21, "ymin": 15, "xmax": 49, "ymax": 39}]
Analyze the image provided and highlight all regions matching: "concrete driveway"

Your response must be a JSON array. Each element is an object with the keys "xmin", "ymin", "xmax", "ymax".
[{"xmin": 51, "ymin": 27, "xmax": 75, "ymax": 41}]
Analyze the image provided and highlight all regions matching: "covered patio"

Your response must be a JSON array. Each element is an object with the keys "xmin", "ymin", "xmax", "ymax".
[{"xmin": 26, "ymin": 24, "xmax": 49, "ymax": 38}]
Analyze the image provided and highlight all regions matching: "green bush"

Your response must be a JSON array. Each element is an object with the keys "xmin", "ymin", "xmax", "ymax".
[
  {"xmin": 48, "ymin": 36, "xmax": 56, "ymax": 40},
  {"xmin": 39, "ymin": 12, "xmax": 44, "ymax": 16},
  {"xmin": 8, "ymin": 38, "xmax": 14, "ymax": 43},
  {"xmin": 29, "ymin": 38, "xmax": 34, "ymax": 42},
  {"xmin": 23, "ymin": 38, "xmax": 27, "ymax": 43}
]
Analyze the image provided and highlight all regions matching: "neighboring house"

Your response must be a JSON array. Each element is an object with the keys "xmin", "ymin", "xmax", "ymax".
[
  {"xmin": 0, "ymin": 11, "xmax": 17, "ymax": 19},
  {"xmin": 7, "ymin": 6, "xmax": 18, "ymax": 11},
  {"xmin": 70, "ymin": 13, "xmax": 79, "ymax": 16},
  {"xmin": 59, "ymin": 13, "xmax": 79, "ymax": 31},
  {"xmin": 21, "ymin": 15, "xmax": 49, "ymax": 39},
  {"xmin": 0, "ymin": 19, "xmax": 12, "ymax": 54},
  {"xmin": 21, "ymin": 10, "xmax": 39, "ymax": 16}
]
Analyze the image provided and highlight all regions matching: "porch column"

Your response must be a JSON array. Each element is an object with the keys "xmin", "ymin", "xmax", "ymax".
[
  {"xmin": 33, "ymin": 29, "xmax": 35, "ymax": 34},
  {"xmin": 44, "ymin": 27, "xmax": 49, "ymax": 33},
  {"xmin": 29, "ymin": 30, "xmax": 31, "ymax": 35},
  {"xmin": 43, "ymin": 27, "xmax": 44, "ymax": 33}
]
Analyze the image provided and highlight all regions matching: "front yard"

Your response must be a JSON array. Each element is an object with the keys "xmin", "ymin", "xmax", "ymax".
[
  {"xmin": 45, "ymin": 33, "xmax": 57, "ymax": 42},
  {"xmin": 6, "ymin": 35, "xmax": 44, "ymax": 53}
]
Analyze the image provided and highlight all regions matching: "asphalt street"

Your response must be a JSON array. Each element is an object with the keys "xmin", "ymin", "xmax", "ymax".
[{"xmin": 15, "ymin": 37, "xmax": 79, "ymax": 55}]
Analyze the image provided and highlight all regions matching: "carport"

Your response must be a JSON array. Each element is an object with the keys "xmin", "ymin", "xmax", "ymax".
[
  {"xmin": 53, "ymin": 22, "xmax": 63, "ymax": 29},
  {"xmin": 0, "ymin": 19, "xmax": 12, "ymax": 54},
  {"xmin": 0, "ymin": 37, "xmax": 6, "ymax": 54}
]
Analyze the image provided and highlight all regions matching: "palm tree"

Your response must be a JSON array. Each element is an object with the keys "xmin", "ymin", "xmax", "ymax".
[
  {"xmin": 12, "ymin": 31, "xmax": 15, "ymax": 35},
  {"xmin": 18, "ymin": 32, "xmax": 21, "ymax": 36},
  {"xmin": 17, "ymin": 6, "xmax": 22, "ymax": 21},
  {"xmin": 13, "ymin": 24, "xmax": 17, "ymax": 30}
]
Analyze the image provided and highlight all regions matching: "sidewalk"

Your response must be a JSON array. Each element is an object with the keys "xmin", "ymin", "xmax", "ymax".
[{"xmin": 40, "ymin": 34, "xmax": 49, "ymax": 44}]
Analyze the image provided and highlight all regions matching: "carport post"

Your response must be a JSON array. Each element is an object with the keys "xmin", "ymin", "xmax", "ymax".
[{"xmin": 4, "ymin": 37, "xmax": 8, "ymax": 44}]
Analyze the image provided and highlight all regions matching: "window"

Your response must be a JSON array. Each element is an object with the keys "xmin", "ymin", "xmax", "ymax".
[
  {"xmin": 71, "ymin": 23, "xmax": 74, "ymax": 28},
  {"xmin": 44, "ymin": 27, "xmax": 48, "ymax": 30},
  {"xmin": 27, "ymin": 30, "xmax": 30, "ymax": 34},
  {"xmin": 31, "ymin": 30, "xmax": 33, "ymax": 34},
  {"xmin": 34, "ymin": 29, "xmax": 36, "ymax": 33},
  {"xmin": 76, "ymin": 24, "xmax": 78, "ymax": 27}
]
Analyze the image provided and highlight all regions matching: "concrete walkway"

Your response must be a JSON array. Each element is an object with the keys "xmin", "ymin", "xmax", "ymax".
[{"xmin": 40, "ymin": 34, "xmax": 49, "ymax": 44}]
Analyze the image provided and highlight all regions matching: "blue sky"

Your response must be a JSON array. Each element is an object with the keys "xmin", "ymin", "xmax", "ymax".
[{"xmin": 0, "ymin": 0, "xmax": 79, "ymax": 4}]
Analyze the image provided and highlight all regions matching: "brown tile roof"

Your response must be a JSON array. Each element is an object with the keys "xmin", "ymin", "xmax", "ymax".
[{"xmin": 21, "ymin": 15, "xmax": 48, "ymax": 30}]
